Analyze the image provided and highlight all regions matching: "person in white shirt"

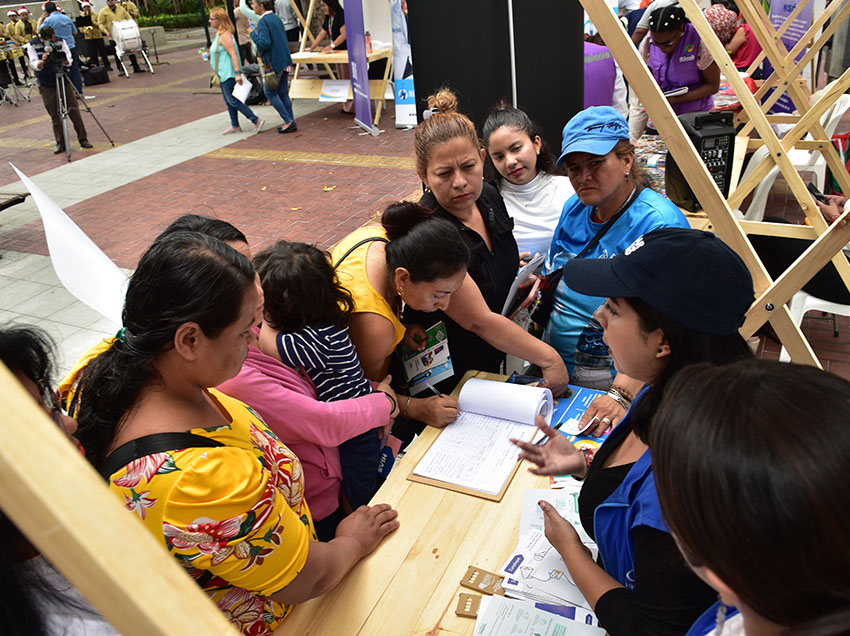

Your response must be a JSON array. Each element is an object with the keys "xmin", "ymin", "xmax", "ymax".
[
  {"xmin": 25, "ymin": 25, "xmax": 91, "ymax": 154},
  {"xmin": 482, "ymin": 105, "xmax": 575, "ymax": 259}
]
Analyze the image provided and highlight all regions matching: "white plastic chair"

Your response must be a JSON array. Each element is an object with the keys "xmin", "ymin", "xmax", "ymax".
[
  {"xmin": 779, "ymin": 290, "xmax": 850, "ymax": 362},
  {"xmin": 743, "ymin": 94, "xmax": 850, "ymax": 222}
]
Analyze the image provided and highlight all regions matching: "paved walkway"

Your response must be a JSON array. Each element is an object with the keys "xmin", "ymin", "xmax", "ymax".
[{"xmin": 0, "ymin": 48, "xmax": 420, "ymax": 375}]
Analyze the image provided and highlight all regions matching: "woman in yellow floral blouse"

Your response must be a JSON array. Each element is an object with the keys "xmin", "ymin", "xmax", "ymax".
[{"xmin": 71, "ymin": 231, "xmax": 399, "ymax": 636}]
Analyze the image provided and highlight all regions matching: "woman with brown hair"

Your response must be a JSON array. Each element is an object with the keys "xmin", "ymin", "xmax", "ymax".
[
  {"xmin": 541, "ymin": 106, "xmax": 688, "ymax": 434},
  {"xmin": 402, "ymin": 88, "xmax": 569, "ymax": 397},
  {"xmin": 208, "ymin": 6, "xmax": 263, "ymax": 135},
  {"xmin": 651, "ymin": 359, "xmax": 850, "ymax": 636}
]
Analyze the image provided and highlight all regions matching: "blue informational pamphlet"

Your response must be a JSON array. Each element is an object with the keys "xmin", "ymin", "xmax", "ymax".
[{"xmin": 548, "ymin": 385, "xmax": 611, "ymax": 488}]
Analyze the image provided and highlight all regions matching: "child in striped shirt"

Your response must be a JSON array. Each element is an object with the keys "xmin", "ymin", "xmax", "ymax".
[{"xmin": 254, "ymin": 241, "xmax": 390, "ymax": 509}]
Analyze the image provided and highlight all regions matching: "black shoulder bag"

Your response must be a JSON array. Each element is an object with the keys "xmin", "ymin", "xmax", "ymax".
[{"xmin": 531, "ymin": 188, "xmax": 640, "ymax": 329}]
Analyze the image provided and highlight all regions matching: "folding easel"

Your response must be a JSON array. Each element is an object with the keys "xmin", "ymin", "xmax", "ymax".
[{"xmin": 581, "ymin": 0, "xmax": 850, "ymax": 366}]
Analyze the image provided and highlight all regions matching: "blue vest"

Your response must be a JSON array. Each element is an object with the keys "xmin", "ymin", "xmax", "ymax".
[
  {"xmin": 592, "ymin": 388, "xmax": 668, "ymax": 590},
  {"xmin": 29, "ymin": 37, "xmax": 61, "ymax": 88}
]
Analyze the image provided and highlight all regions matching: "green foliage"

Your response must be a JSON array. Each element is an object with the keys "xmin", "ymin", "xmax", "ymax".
[{"xmin": 138, "ymin": 12, "xmax": 204, "ymax": 28}]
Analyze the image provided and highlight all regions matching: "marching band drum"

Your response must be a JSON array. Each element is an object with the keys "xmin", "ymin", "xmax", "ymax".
[{"xmin": 110, "ymin": 19, "xmax": 152, "ymax": 74}]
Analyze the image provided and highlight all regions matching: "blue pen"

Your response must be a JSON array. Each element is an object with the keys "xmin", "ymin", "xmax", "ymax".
[{"xmin": 423, "ymin": 379, "xmax": 443, "ymax": 398}]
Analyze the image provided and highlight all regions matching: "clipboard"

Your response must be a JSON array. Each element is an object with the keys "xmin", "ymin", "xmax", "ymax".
[{"xmin": 405, "ymin": 372, "xmax": 549, "ymax": 502}]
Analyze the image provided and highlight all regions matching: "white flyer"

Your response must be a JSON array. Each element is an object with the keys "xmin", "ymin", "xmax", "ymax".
[{"xmin": 475, "ymin": 595, "xmax": 604, "ymax": 636}]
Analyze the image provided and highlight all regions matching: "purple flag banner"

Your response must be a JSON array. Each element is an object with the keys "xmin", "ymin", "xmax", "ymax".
[
  {"xmin": 762, "ymin": 0, "xmax": 813, "ymax": 114},
  {"xmin": 344, "ymin": 0, "xmax": 374, "ymax": 132}
]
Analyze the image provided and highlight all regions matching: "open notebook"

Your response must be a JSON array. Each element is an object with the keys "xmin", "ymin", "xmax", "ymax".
[{"xmin": 408, "ymin": 379, "xmax": 553, "ymax": 501}]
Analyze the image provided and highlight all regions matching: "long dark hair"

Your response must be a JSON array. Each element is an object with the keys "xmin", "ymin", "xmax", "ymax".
[
  {"xmin": 652, "ymin": 359, "xmax": 850, "ymax": 633},
  {"xmin": 254, "ymin": 241, "xmax": 354, "ymax": 332},
  {"xmin": 75, "ymin": 232, "xmax": 255, "ymax": 466},
  {"xmin": 481, "ymin": 103, "xmax": 559, "ymax": 183},
  {"xmin": 626, "ymin": 296, "xmax": 752, "ymax": 443},
  {"xmin": 0, "ymin": 326, "xmax": 97, "ymax": 636},
  {"xmin": 159, "ymin": 213, "xmax": 247, "ymax": 245},
  {"xmin": 381, "ymin": 200, "xmax": 470, "ymax": 282}
]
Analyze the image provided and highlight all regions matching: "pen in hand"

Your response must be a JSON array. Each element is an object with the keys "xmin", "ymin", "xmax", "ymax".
[
  {"xmin": 533, "ymin": 420, "xmax": 564, "ymax": 446},
  {"xmin": 423, "ymin": 379, "xmax": 443, "ymax": 398}
]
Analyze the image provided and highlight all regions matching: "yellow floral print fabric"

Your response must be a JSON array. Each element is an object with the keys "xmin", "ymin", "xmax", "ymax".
[{"xmin": 106, "ymin": 389, "xmax": 315, "ymax": 636}]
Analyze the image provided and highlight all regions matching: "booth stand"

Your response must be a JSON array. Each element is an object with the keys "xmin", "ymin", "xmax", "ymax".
[{"xmin": 584, "ymin": 0, "xmax": 850, "ymax": 367}]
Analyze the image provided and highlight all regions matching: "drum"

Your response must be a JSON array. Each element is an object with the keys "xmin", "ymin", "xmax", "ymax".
[
  {"xmin": 111, "ymin": 19, "xmax": 141, "ymax": 53},
  {"xmin": 0, "ymin": 48, "xmax": 7, "ymax": 62},
  {"xmin": 8, "ymin": 46, "xmax": 24, "ymax": 59}
]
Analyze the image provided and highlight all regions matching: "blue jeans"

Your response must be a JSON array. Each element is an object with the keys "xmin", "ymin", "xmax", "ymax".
[
  {"xmin": 263, "ymin": 68, "xmax": 294, "ymax": 124},
  {"xmin": 220, "ymin": 77, "xmax": 258, "ymax": 127}
]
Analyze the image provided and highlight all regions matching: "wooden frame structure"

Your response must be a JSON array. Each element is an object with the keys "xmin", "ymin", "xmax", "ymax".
[
  {"xmin": 0, "ymin": 362, "xmax": 237, "ymax": 635},
  {"xmin": 583, "ymin": 0, "xmax": 850, "ymax": 366}
]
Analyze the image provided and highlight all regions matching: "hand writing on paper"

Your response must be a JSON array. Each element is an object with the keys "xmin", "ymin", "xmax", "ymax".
[
  {"xmin": 401, "ymin": 324, "xmax": 427, "ymax": 352},
  {"xmin": 579, "ymin": 394, "xmax": 626, "ymax": 438},
  {"xmin": 336, "ymin": 503, "xmax": 400, "ymax": 557},
  {"xmin": 414, "ymin": 395, "xmax": 459, "ymax": 428},
  {"xmin": 540, "ymin": 500, "xmax": 590, "ymax": 557},
  {"xmin": 512, "ymin": 416, "xmax": 587, "ymax": 478}
]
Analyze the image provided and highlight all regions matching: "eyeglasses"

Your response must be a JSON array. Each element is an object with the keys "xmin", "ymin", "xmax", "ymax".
[
  {"xmin": 38, "ymin": 380, "xmax": 66, "ymax": 429},
  {"xmin": 650, "ymin": 36, "xmax": 677, "ymax": 48}
]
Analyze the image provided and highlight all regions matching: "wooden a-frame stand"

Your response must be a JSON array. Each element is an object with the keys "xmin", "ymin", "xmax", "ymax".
[{"xmin": 582, "ymin": 0, "xmax": 850, "ymax": 366}]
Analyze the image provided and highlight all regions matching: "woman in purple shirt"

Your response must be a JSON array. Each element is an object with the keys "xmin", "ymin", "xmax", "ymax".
[{"xmin": 642, "ymin": 5, "xmax": 720, "ymax": 116}]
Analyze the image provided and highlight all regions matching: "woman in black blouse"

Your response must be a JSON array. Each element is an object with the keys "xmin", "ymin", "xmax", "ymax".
[
  {"xmin": 308, "ymin": 0, "xmax": 351, "ymax": 112},
  {"xmin": 404, "ymin": 88, "xmax": 568, "ymax": 394}
]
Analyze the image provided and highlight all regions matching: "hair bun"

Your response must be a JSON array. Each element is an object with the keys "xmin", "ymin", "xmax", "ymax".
[
  {"xmin": 381, "ymin": 201, "xmax": 434, "ymax": 241},
  {"xmin": 427, "ymin": 88, "xmax": 458, "ymax": 114}
]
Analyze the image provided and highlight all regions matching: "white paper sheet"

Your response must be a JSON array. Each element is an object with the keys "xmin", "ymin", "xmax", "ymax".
[
  {"xmin": 458, "ymin": 378, "xmax": 553, "ymax": 425},
  {"xmin": 500, "ymin": 529, "xmax": 593, "ymax": 609},
  {"xmin": 319, "ymin": 79, "xmax": 350, "ymax": 102},
  {"xmin": 520, "ymin": 488, "xmax": 596, "ymax": 556},
  {"xmin": 10, "ymin": 164, "xmax": 127, "ymax": 326},
  {"xmin": 412, "ymin": 411, "xmax": 533, "ymax": 495},
  {"xmin": 475, "ymin": 595, "xmax": 604, "ymax": 636},
  {"xmin": 232, "ymin": 77, "xmax": 252, "ymax": 103}
]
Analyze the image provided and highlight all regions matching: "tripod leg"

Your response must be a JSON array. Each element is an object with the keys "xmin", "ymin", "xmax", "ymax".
[
  {"xmin": 67, "ymin": 75, "xmax": 115, "ymax": 147},
  {"xmin": 57, "ymin": 77, "xmax": 71, "ymax": 161}
]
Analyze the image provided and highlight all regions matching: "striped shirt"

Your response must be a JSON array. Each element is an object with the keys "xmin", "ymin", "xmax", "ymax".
[{"xmin": 276, "ymin": 324, "xmax": 373, "ymax": 402}]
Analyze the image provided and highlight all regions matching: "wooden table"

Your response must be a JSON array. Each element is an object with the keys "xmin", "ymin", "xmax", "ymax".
[
  {"xmin": 275, "ymin": 371, "xmax": 550, "ymax": 635},
  {"xmin": 289, "ymin": 47, "xmax": 393, "ymax": 127}
]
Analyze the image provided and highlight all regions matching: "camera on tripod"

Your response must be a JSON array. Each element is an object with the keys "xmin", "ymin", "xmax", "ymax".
[{"xmin": 43, "ymin": 43, "xmax": 67, "ymax": 68}]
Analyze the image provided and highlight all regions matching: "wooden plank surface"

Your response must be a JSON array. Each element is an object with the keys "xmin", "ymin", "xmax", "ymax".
[
  {"xmin": 275, "ymin": 371, "xmax": 550, "ymax": 636},
  {"xmin": 0, "ymin": 362, "xmax": 237, "ymax": 635}
]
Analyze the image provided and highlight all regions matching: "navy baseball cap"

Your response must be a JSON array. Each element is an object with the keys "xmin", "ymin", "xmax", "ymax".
[
  {"xmin": 562, "ymin": 228, "xmax": 754, "ymax": 335},
  {"xmin": 556, "ymin": 106, "xmax": 630, "ymax": 167}
]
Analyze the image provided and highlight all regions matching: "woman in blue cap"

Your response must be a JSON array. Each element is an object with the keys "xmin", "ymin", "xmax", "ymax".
[
  {"xmin": 514, "ymin": 227, "xmax": 755, "ymax": 636},
  {"xmin": 540, "ymin": 105, "xmax": 687, "ymax": 435}
]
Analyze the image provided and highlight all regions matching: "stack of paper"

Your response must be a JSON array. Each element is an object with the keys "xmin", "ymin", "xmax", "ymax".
[
  {"xmin": 474, "ymin": 595, "xmax": 604, "ymax": 636},
  {"xmin": 498, "ymin": 488, "xmax": 599, "ymax": 612}
]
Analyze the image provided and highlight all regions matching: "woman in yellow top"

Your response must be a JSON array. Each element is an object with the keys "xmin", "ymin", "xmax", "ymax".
[{"xmin": 71, "ymin": 231, "xmax": 399, "ymax": 636}]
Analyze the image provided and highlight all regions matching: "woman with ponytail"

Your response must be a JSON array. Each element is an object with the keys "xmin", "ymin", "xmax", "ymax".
[
  {"xmin": 71, "ymin": 232, "xmax": 398, "ymax": 636},
  {"xmin": 404, "ymin": 88, "xmax": 569, "ymax": 397}
]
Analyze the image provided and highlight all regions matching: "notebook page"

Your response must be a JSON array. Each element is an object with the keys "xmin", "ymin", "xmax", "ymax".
[{"xmin": 412, "ymin": 411, "xmax": 536, "ymax": 495}]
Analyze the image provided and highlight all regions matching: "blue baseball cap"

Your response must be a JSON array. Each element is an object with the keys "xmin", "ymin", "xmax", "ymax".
[
  {"xmin": 556, "ymin": 106, "xmax": 630, "ymax": 167},
  {"xmin": 562, "ymin": 228, "xmax": 754, "ymax": 336}
]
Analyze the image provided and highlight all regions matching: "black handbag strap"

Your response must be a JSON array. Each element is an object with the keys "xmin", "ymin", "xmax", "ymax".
[
  {"xmin": 574, "ymin": 186, "xmax": 641, "ymax": 260},
  {"xmin": 333, "ymin": 236, "xmax": 389, "ymax": 270},
  {"xmin": 97, "ymin": 432, "xmax": 225, "ymax": 481}
]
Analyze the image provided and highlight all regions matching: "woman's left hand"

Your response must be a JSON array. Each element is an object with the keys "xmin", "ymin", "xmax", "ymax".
[
  {"xmin": 539, "ymin": 358, "xmax": 569, "ymax": 398},
  {"xmin": 401, "ymin": 324, "xmax": 427, "ymax": 352},
  {"xmin": 540, "ymin": 500, "xmax": 588, "ymax": 555},
  {"xmin": 579, "ymin": 394, "xmax": 626, "ymax": 438}
]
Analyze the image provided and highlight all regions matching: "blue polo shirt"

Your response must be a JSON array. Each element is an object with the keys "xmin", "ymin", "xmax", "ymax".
[{"xmin": 43, "ymin": 12, "xmax": 77, "ymax": 50}]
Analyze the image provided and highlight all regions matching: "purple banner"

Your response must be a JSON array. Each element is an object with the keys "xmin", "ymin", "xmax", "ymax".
[
  {"xmin": 343, "ymin": 0, "xmax": 373, "ymax": 131},
  {"xmin": 762, "ymin": 0, "xmax": 813, "ymax": 114}
]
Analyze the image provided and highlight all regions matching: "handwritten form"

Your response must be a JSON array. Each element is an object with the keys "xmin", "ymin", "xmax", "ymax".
[
  {"xmin": 411, "ymin": 380, "xmax": 553, "ymax": 496},
  {"xmin": 412, "ymin": 412, "xmax": 534, "ymax": 495}
]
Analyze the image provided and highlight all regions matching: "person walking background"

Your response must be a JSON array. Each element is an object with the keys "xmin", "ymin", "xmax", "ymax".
[{"xmin": 251, "ymin": 0, "xmax": 297, "ymax": 134}]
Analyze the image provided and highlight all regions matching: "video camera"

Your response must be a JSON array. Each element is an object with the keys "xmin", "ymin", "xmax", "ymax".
[{"xmin": 43, "ymin": 42, "xmax": 67, "ymax": 68}]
